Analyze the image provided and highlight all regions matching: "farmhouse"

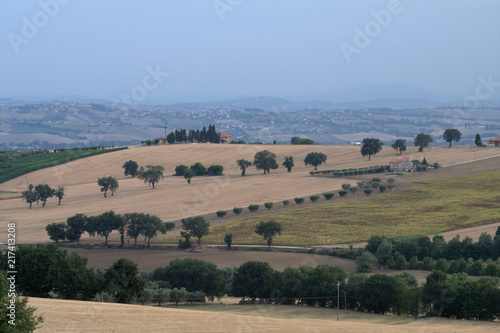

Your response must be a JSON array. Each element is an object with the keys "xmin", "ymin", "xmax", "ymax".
[
  {"xmin": 218, "ymin": 132, "xmax": 232, "ymax": 143},
  {"xmin": 488, "ymin": 137, "xmax": 500, "ymax": 147},
  {"xmin": 389, "ymin": 158, "xmax": 416, "ymax": 172}
]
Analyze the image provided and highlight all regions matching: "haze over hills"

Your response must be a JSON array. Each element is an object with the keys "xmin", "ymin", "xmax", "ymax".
[{"xmin": 4, "ymin": 83, "xmax": 499, "ymax": 110}]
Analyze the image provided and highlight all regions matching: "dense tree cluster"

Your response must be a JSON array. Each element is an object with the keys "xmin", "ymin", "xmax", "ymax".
[
  {"xmin": 2, "ymin": 247, "xmax": 498, "ymax": 319},
  {"xmin": 166, "ymin": 124, "xmax": 221, "ymax": 144},
  {"xmin": 173, "ymin": 162, "xmax": 224, "ymax": 182},
  {"xmin": 0, "ymin": 245, "xmax": 145, "ymax": 304},
  {"xmin": 362, "ymin": 230, "xmax": 500, "ymax": 277},
  {"xmin": 290, "ymin": 136, "xmax": 315, "ymax": 145}
]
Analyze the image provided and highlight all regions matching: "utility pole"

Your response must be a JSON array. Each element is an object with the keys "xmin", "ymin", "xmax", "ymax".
[{"xmin": 337, "ymin": 281, "xmax": 340, "ymax": 321}]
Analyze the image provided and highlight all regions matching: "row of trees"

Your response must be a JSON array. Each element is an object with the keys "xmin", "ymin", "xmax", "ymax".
[
  {"xmin": 22, "ymin": 183, "xmax": 64, "ymax": 208},
  {"xmin": 237, "ymin": 151, "xmax": 328, "ymax": 175},
  {"xmin": 166, "ymin": 124, "xmax": 221, "ymax": 144},
  {"xmin": 174, "ymin": 163, "xmax": 224, "ymax": 184},
  {"xmin": 46, "ymin": 211, "xmax": 174, "ymax": 246}
]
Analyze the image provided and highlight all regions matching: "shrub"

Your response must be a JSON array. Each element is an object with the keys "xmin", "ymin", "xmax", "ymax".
[
  {"xmin": 178, "ymin": 235, "xmax": 192, "ymax": 249},
  {"xmin": 433, "ymin": 163, "xmax": 440, "ymax": 169},
  {"xmin": 233, "ymin": 207, "xmax": 243, "ymax": 215},
  {"xmin": 264, "ymin": 202, "xmax": 274, "ymax": 210},
  {"xmin": 190, "ymin": 162, "xmax": 207, "ymax": 176},
  {"xmin": 338, "ymin": 190, "xmax": 348, "ymax": 197},
  {"xmin": 216, "ymin": 210, "xmax": 227, "ymax": 218},
  {"xmin": 386, "ymin": 178, "xmax": 396, "ymax": 184},
  {"xmin": 349, "ymin": 186, "xmax": 358, "ymax": 195},
  {"xmin": 294, "ymin": 197, "xmax": 304, "ymax": 205},
  {"xmin": 387, "ymin": 184, "xmax": 395, "ymax": 191},
  {"xmin": 416, "ymin": 165, "xmax": 423, "ymax": 172},
  {"xmin": 282, "ymin": 200, "xmax": 290, "ymax": 207},
  {"xmin": 309, "ymin": 195, "xmax": 319, "ymax": 203},
  {"xmin": 371, "ymin": 181, "xmax": 380, "ymax": 189},
  {"xmin": 356, "ymin": 252, "xmax": 378, "ymax": 273},
  {"xmin": 364, "ymin": 188, "xmax": 373, "ymax": 196},
  {"xmin": 248, "ymin": 204, "xmax": 259, "ymax": 213},
  {"xmin": 341, "ymin": 183, "xmax": 351, "ymax": 190},
  {"xmin": 323, "ymin": 192, "xmax": 335, "ymax": 200},
  {"xmin": 372, "ymin": 178, "xmax": 381, "ymax": 182},
  {"xmin": 207, "ymin": 165, "xmax": 224, "ymax": 176},
  {"xmin": 379, "ymin": 185, "xmax": 387, "ymax": 193}
]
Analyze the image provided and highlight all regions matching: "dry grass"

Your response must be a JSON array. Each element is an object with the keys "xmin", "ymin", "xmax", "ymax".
[
  {"xmin": 30, "ymin": 297, "xmax": 500, "ymax": 332},
  {"xmin": 193, "ymin": 169, "xmax": 500, "ymax": 246},
  {"xmin": 0, "ymin": 144, "xmax": 499, "ymax": 243}
]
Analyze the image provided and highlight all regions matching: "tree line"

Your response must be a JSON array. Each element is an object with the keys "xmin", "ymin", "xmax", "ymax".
[
  {"xmin": 358, "ymin": 230, "xmax": 500, "ymax": 277},
  {"xmin": 46, "ymin": 211, "xmax": 174, "ymax": 247}
]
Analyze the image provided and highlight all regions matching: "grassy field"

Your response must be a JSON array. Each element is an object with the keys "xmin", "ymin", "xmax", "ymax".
[
  {"xmin": 0, "ymin": 147, "xmax": 127, "ymax": 184},
  {"xmin": 30, "ymin": 297, "xmax": 500, "ymax": 332},
  {"xmin": 166, "ymin": 169, "xmax": 500, "ymax": 246}
]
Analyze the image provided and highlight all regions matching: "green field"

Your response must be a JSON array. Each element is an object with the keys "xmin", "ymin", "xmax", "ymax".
[
  {"xmin": 160, "ymin": 170, "xmax": 500, "ymax": 246},
  {"xmin": 0, "ymin": 147, "xmax": 127, "ymax": 184}
]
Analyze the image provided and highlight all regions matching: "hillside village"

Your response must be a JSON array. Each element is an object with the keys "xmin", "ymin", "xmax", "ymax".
[{"xmin": 1, "ymin": 101, "xmax": 499, "ymax": 149}]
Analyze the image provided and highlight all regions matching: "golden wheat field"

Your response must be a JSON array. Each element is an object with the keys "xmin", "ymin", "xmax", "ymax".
[
  {"xmin": 0, "ymin": 144, "xmax": 499, "ymax": 243},
  {"xmin": 29, "ymin": 297, "xmax": 500, "ymax": 333}
]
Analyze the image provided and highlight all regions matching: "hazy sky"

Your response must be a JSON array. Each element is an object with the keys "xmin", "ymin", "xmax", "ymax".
[{"xmin": 1, "ymin": 0, "xmax": 499, "ymax": 103}]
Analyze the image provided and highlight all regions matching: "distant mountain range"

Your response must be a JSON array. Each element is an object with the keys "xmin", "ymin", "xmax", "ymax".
[{"xmin": 3, "ymin": 84, "xmax": 500, "ymax": 110}]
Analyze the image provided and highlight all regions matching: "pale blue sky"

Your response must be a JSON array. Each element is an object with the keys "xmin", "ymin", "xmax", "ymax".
[{"xmin": 1, "ymin": 0, "xmax": 499, "ymax": 103}]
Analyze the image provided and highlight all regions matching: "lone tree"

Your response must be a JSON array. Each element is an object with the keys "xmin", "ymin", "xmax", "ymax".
[
  {"xmin": 138, "ymin": 165, "xmax": 164, "ymax": 189},
  {"xmin": 304, "ymin": 152, "xmax": 327, "ymax": 170},
  {"xmin": 236, "ymin": 159, "xmax": 252, "ymax": 176},
  {"xmin": 105, "ymin": 258, "xmax": 145, "ymax": 304},
  {"xmin": 45, "ymin": 222, "xmax": 66, "ymax": 243},
  {"xmin": 142, "ymin": 215, "xmax": 174, "ymax": 247},
  {"xmin": 443, "ymin": 128, "xmax": 462, "ymax": 147},
  {"xmin": 414, "ymin": 133, "xmax": 433, "ymax": 152},
  {"xmin": 66, "ymin": 213, "xmax": 88, "ymax": 245},
  {"xmin": 255, "ymin": 219, "xmax": 283, "ymax": 251},
  {"xmin": 54, "ymin": 186, "xmax": 64, "ymax": 205},
  {"xmin": 361, "ymin": 138, "xmax": 383, "ymax": 161},
  {"xmin": 35, "ymin": 184, "xmax": 55, "ymax": 207},
  {"xmin": 184, "ymin": 168, "xmax": 195, "ymax": 184},
  {"xmin": 474, "ymin": 133, "xmax": 485, "ymax": 147},
  {"xmin": 282, "ymin": 156, "xmax": 295, "ymax": 172},
  {"xmin": 22, "ymin": 184, "xmax": 39, "ymax": 209},
  {"xmin": 94, "ymin": 211, "xmax": 123, "ymax": 246},
  {"xmin": 181, "ymin": 216, "xmax": 210, "ymax": 246},
  {"xmin": 97, "ymin": 176, "xmax": 118, "ymax": 197},
  {"xmin": 253, "ymin": 150, "xmax": 278, "ymax": 174},
  {"xmin": 391, "ymin": 139, "xmax": 407, "ymax": 155},
  {"xmin": 122, "ymin": 160, "xmax": 139, "ymax": 177},
  {"xmin": 124, "ymin": 213, "xmax": 145, "ymax": 246}
]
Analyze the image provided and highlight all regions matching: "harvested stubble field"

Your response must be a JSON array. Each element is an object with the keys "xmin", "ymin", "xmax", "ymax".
[
  {"xmin": 30, "ymin": 297, "xmax": 500, "ymax": 333},
  {"xmin": 0, "ymin": 144, "xmax": 499, "ymax": 243}
]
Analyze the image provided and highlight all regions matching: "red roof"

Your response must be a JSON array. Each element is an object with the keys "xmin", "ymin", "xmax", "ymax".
[
  {"xmin": 488, "ymin": 137, "xmax": 500, "ymax": 143},
  {"xmin": 390, "ymin": 158, "xmax": 411, "ymax": 163},
  {"xmin": 218, "ymin": 132, "xmax": 231, "ymax": 137}
]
